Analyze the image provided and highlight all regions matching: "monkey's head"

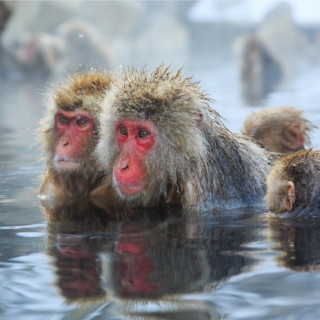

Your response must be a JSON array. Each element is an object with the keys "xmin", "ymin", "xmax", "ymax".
[
  {"xmin": 97, "ymin": 66, "xmax": 220, "ymax": 206},
  {"xmin": 242, "ymin": 106, "xmax": 314, "ymax": 154},
  {"xmin": 265, "ymin": 149, "xmax": 320, "ymax": 214},
  {"xmin": 41, "ymin": 71, "xmax": 114, "ymax": 174}
]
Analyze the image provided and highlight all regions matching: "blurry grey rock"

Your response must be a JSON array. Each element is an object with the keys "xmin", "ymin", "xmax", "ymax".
[{"xmin": 257, "ymin": 2, "xmax": 311, "ymax": 73}]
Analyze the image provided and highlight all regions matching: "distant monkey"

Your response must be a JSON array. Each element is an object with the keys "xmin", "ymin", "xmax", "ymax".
[
  {"xmin": 265, "ymin": 149, "xmax": 320, "ymax": 215},
  {"xmin": 242, "ymin": 106, "xmax": 315, "ymax": 154},
  {"xmin": 97, "ymin": 66, "xmax": 276, "ymax": 211},
  {"xmin": 54, "ymin": 20, "xmax": 114, "ymax": 78},
  {"xmin": 237, "ymin": 35, "xmax": 283, "ymax": 105},
  {"xmin": 0, "ymin": 1, "xmax": 11, "ymax": 33},
  {"xmin": 39, "ymin": 71, "xmax": 114, "ymax": 197}
]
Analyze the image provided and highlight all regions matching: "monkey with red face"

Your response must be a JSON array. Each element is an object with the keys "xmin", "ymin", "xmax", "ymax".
[
  {"xmin": 97, "ymin": 66, "xmax": 276, "ymax": 211},
  {"xmin": 39, "ymin": 71, "xmax": 114, "ymax": 198}
]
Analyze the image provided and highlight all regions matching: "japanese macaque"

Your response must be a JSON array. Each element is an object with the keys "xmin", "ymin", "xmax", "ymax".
[
  {"xmin": 236, "ymin": 35, "xmax": 283, "ymax": 105},
  {"xmin": 97, "ymin": 66, "xmax": 276, "ymax": 211},
  {"xmin": 242, "ymin": 106, "xmax": 315, "ymax": 154},
  {"xmin": 265, "ymin": 149, "xmax": 320, "ymax": 216},
  {"xmin": 39, "ymin": 71, "xmax": 114, "ymax": 198},
  {"xmin": 53, "ymin": 20, "xmax": 114, "ymax": 79}
]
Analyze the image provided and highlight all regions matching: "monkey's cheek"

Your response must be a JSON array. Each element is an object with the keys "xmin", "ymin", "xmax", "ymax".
[{"xmin": 55, "ymin": 160, "xmax": 81, "ymax": 171}]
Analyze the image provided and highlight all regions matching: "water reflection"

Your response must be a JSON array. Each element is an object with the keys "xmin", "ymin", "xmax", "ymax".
[
  {"xmin": 42, "ymin": 198, "xmax": 260, "ymax": 317},
  {"xmin": 269, "ymin": 215, "xmax": 320, "ymax": 272}
]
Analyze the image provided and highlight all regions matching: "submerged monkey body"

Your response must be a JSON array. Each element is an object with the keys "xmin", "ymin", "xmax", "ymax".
[{"xmin": 97, "ymin": 66, "xmax": 275, "ymax": 211}]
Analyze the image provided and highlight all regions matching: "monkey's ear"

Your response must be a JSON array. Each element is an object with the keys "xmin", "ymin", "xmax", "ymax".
[
  {"xmin": 285, "ymin": 181, "xmax": 296, "ymax": 211},
  {"xmin": 286, "ymin": 124, "xmax": 304, "ymax": 150}
]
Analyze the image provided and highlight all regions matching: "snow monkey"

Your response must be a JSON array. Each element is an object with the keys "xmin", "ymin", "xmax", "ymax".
[
  {"xmin": 39, "ymin": 71, "xmax": 115, "ymax": 198},
  {"xmin": 242, "ymin": 106, "xmax": 315, "ymax": 154},
  {"xmin": 265, "ymin": 149, "xmax": 320, "ymax": 216},
  {"xmin": 97, "ymin": 66, "xmax": 277, "ymax": 211}
]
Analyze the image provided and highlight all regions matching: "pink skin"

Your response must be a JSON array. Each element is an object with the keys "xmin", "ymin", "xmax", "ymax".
[
  {"xmin": 113, "ymin": 119, "xmax": 156, "ymax": 197},
  {"xmin": 54, "ymin": 109, "xmax": 94, "ymax": 171}
]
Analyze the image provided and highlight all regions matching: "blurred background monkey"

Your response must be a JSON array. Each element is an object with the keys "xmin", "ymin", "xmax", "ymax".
[{"xmin": 242, "ymin": 106, "xmax": 315, "ymax": 154}]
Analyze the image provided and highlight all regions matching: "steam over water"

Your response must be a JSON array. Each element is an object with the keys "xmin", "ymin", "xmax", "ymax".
[{"xmin": 1, "ymin": 1, "xmax": 320, "ymax": 319}]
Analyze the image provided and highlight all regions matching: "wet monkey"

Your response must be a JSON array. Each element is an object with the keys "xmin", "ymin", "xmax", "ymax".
[
  {"xmin": 97, "ymin": 66, "xmax": 276, "ymax": 211},
  {"xmin": 265, "ymin": 149, "xmax": 320, "ymax": 216},
  {"xmin": 39, "ymin": 71, "xmax": 114, "ymax": 197},
  {"xmin": 242, "ymin": 106, "xmax": 315, "ymax": 154}
]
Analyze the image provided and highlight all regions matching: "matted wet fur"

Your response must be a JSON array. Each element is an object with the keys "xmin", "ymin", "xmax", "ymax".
[
  {"xmin": 97, "ymin": 65, "xmax": 277, "ymax": 211},
  {"xmin": 266, "ymin": 149, "xmax": 320, "ymax": 216},
  {"xmin": 242, "ymin": 106, "xmax": 315, "ymax": 154},
  {"xmin": 39, "ymin": 71, "xmax": 114, "ymax": 197}
]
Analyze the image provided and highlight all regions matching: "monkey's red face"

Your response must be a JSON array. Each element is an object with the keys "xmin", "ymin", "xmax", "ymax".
[
  {"xmin": 54, "ymin": 109, "xmax": 94, "ymax": 171},
  {"xmin": 113, "ymin": 119, "xmax": 156, "ymax": 197}
]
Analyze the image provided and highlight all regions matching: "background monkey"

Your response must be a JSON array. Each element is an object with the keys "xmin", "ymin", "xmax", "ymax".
[
  {"xmin": 39, "ymin": 71, "xmax": 114, "ymax": 198},
  {"xmin": 265, "ymin": 149, "xmax": 320, "ymax": 216},
  {"xmin": 242, "ymin": 106, "xmax": 315, "ymax": 154},
  {"xmin": 97, "ymin": 65, "xmax": 276, "ymax": 211}
]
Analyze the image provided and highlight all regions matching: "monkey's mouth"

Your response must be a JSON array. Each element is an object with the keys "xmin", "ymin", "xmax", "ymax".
[
  {"xmin": 114, "ymin": 181, "xmax": 144, "ymax": 197},
  {"xmin": 54, "ymin": 157, "xmax": 80, "ymax": 170}
]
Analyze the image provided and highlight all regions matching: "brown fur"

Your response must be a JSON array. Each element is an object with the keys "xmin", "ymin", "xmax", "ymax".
[
  {"xmin": 242, "ymin": 106, "xmax": 315, "ymax": 154},
  {"xmin": 265, "ymin": 149, "xmax": 320, "ymax": 215},
  {"xmin": 39, "ymin": 71, "xmax": 114, "ymax": 197},
  {"xmin": 97, "ymin": 65, "xmax": 276, "ymax": 211}
]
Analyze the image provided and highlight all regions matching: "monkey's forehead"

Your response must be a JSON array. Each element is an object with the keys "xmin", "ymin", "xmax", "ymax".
[{"xmin": 53, "ymin": 91, "xmax": 105, "ymax": 115}]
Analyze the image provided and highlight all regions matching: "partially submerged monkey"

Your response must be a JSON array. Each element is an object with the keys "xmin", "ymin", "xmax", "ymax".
[
  {"xmin": 265, "ymin": 149, "xmax": 320, "ymax": 216},
  {"xmin": 39, "ymin": 71, "xmax": 114, "ymax": 198},
  {"xmin": 242, "ymin": 106, "xmax": 315, "ymax": 154},
  {"xmin": 97, "ymin": 66, "xmax": 276, "ymax": 211}
]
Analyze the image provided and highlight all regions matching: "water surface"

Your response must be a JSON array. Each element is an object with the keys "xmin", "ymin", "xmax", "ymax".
[{"xmin": 1, "ymin": 62, "xmax": 320, "ymax": 320}]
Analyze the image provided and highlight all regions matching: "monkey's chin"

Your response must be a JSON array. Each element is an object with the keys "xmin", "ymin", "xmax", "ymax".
[
  {"xmin": 115, "ymin": 182, "xmax": 144, "ymax": 198},
  {"xmin": 55, "ymin": 160, "xmax": 80, "ymax": 171}
]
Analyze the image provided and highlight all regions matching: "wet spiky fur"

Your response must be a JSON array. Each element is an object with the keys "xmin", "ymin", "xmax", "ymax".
[
  {"xmin": 97, "ymin": 66, "xmax": 276, "ymax": 211},
  {"xmin": 40, "ymin": 71, "xmax": 114, "ymax": 197},
  {"xmin": 242, "ymin": 106, "xmax": 315, "ymax": 154},
  {"xmin": 265, "ymin": 149, "xmax": 320, "ymax": 216}
]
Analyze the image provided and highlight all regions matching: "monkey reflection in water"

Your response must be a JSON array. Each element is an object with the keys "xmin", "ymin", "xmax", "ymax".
[
  {"xmin": 43, "ymin": 198, "xmax": 257, "ymax": 305},
  {"xmin": 269, "ymin": 217, "xmax": 320, "ymax": 272}
]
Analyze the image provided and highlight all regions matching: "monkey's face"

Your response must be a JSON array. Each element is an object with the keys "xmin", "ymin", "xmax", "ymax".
[
  {"xmin": 112, "ymin": 119, "xmax": 156, "ymax": 199},
  {"xmin": 54, "ymin": 109, "xmax": 95, "ymax": 172}
]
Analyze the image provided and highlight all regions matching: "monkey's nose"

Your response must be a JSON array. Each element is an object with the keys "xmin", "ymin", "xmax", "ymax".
[{"xmin": 63, "ymin": 141, "xmax": 69, "ymax": 147}]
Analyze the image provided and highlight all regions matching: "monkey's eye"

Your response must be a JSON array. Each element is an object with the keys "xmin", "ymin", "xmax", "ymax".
[
  {"xmin": 119, "ymin": 127, "xmax": 128, "ymax": 135},
  {"xmin": 138, "ymin": 130, "xmax": 149, "ymax": 138},
  {"xmin": 76, "ymin": 117, "xmax": 87, "ymax": 126},
  {"xmin": 59, "ymin": 117, "xmax": 69, "ymax": 125}
]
